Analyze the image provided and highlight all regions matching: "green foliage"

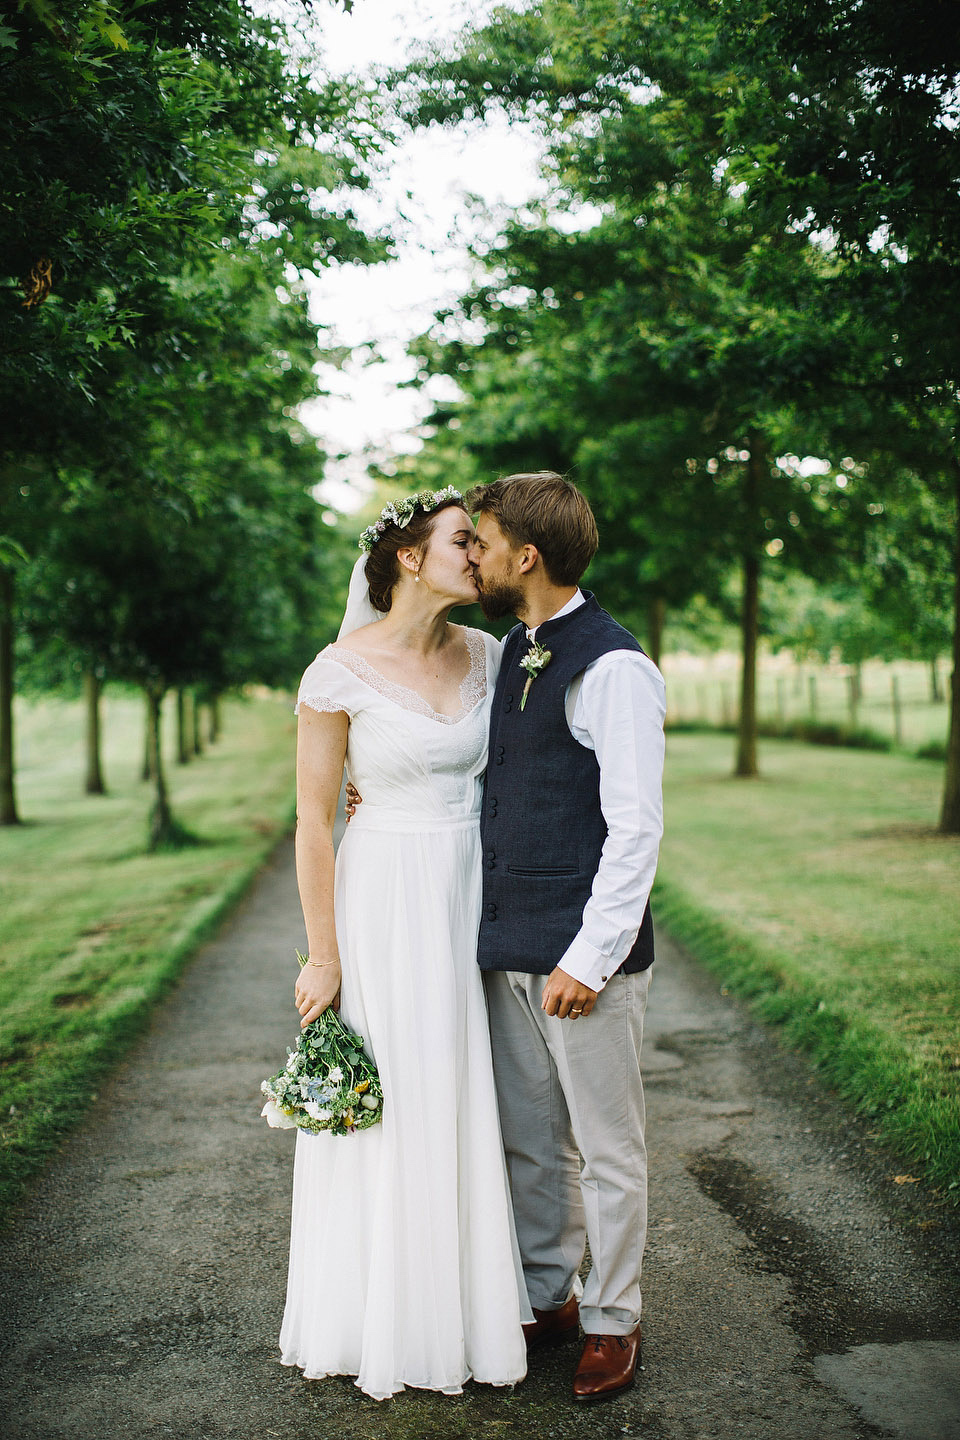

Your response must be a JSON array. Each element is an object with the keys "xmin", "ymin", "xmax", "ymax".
[
  {"xmin": 394, "ymin": 0, "xmax": 959, "ymax": 811},
  {"xmin": 0, "ymin": 0, "xmax": 388, "ymax": 831},
  {"xmin": 1, "ymin": 0, "xmax": 387, "ymax": 495}
]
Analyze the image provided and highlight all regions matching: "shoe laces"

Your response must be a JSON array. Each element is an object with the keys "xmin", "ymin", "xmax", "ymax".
[{"xmin": 590, "ymin": 1335, "xmax": 630, "ymax": 1354}]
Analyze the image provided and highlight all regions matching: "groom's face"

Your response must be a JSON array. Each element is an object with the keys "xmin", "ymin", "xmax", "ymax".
[{"xmin": 469, "ymin": 515, "xmax": 526, "ymax": 621}]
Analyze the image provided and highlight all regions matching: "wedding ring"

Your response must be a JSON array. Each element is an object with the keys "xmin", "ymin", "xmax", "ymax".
[{"xmin": 571, "ymin": 1008, "xmax": 583, "ymax": 1015}]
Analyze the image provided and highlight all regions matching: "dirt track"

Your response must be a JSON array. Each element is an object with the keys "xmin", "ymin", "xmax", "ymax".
[{"xmin": 1, "ymin": 837, "xmax": 958, "ymax": 1440}]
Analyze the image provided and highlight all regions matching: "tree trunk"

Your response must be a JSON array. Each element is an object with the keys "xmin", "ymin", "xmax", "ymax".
[
  {"xmin": 735, "ymin": 441, "xmax": 764, "ymax": 778},
  {"xmin": 0, "ymin": 565, "xmax": 19, "ymax": 825},
  {"xmin": 735, "ymin": 551, "xmax": 760, "ymax": 776},
  {"xmin": 939, "ymin": 461, "xmax": 960, "ymax": 833},
  {"xmin": 146, "ymin": 682, "xmax": 176, "ymax": 849},
  {"xmin": 176, "ymin": 688, "xmax": 191, "ymax": 765},
  {"xmin": 83, "ymin": 670, "xmax": 106, "ymax": 794},
  {"xmin": 192, "ymin": 689, "xmax": 203, "ymax": 756},
  {"xmin": 930, "ymin": 655, "xmax": 943, "ymax": 704},
  {"xmin": 647, "ymin": 594, "xmax": 666, "ymax": 669},
  {"xmin": 208, "ymin": 693, "xmax": 221, "ymax": 744},
  {"xmin": 142, "ymin": 689, "xmax": 157, "ymax": 782}
]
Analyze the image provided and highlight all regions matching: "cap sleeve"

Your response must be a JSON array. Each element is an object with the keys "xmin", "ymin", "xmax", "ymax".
[{"xmin": 295, "ymin": 650, "xmax": 362, "ymax": 719}]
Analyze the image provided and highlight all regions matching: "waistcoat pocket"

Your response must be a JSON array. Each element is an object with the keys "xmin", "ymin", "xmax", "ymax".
[{"xmin": 506, "ymin": 864, "xmax": 580, "ymax": 877}]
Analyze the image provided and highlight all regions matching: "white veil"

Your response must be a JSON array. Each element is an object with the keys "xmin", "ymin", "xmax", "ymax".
[{"xmin": 337, "ymin": 554, "xmax": 382, "ymax": 640}]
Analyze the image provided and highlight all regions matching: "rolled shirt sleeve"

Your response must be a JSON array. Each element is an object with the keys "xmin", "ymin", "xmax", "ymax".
[{"xmin": 556, "ymin": 649, "xmax": 666, "ymax": 992}]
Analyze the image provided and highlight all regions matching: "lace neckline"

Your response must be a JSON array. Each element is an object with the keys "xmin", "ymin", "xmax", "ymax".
[{"xmin": 326, "ymin": 627, "xmax": 487, "ymax": 725}]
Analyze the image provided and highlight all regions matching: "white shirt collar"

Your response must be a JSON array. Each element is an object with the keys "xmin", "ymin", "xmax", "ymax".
[{"xmin": 526, "ymin": 589, "xmax": 585, "ymax": 641}]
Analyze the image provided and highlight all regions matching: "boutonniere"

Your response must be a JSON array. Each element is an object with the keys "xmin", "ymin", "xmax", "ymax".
[{"xmin": 519, "ymin": 640, "xmax": 552, "ymax": 711}]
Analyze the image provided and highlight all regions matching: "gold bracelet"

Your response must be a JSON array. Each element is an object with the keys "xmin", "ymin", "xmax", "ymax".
[{"xmin": 305, "ymin": 958, "xmax": 339, "ymax": 968}]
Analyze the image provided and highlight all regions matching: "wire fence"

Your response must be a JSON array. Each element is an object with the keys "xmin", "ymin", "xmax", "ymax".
[{"xmin": 660, "ymin": 654, "xmax": 950, "ymax": 750}]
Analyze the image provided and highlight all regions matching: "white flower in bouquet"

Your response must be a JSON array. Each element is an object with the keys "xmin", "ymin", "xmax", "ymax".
[{"xmin": 261, "ymin": 1099, "xmax": 298, "ymax": 1129}]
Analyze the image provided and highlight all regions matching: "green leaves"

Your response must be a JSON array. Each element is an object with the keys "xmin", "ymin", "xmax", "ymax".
[{"xmin": 0, "ymin": 0, "xmax": 388, "ymax": 838}]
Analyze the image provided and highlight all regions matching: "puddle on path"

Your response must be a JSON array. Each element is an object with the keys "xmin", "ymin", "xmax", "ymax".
[
  {"xmin": 687, "ymin": 1152, "xmax": 946, "ymax": 1356},
  {"xmin": 815, "ymin": 1341, "xmax": 960, "ymax": 1440}
]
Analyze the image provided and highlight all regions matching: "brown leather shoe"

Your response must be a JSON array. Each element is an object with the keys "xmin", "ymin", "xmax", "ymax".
[
  {"xmin": 522, "ymin": 1294, "xmax": 580, "ymax": 1350},
  {"xmin": 571, "ymin": 1326, "xmax": 642, "ymax": 1401}
]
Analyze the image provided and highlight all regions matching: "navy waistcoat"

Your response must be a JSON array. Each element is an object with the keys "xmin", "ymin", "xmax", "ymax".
[{"xmin": 477, "ymin": 593, "xmax": 656, "ymax": 977}]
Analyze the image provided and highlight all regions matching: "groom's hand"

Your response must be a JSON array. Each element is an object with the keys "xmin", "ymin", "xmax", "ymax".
[{"xmin": 541, "ymin": 967, "xmax": 598, "ymax": 1019}]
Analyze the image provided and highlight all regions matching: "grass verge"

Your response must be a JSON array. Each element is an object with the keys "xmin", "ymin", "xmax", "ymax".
[
  {"xmin": 654, "ymin": 732, "xmax": 960, "ymax": 1198},
  {"xmin": 0, "ymin": 689, "xmax": 296, "ymax": 1219}
]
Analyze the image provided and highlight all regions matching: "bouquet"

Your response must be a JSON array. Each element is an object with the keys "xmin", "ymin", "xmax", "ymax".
[{"xmin": 260, "ymin": 955, "xmax": 383, "ymax": 1136}]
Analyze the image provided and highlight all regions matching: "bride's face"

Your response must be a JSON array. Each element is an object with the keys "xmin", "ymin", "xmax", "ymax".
[{"xmin": 418, "ymin": 507, "xmax": 480, "ymax": 604}]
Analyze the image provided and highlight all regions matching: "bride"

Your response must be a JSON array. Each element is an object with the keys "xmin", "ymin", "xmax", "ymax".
[{"xmin": 279, "ymin": 487, "xmax": 530, "ymax": 1400}]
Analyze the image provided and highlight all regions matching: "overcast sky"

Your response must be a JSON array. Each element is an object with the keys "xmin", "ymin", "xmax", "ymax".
[{"xmin": 295, "ymin": 0, "xmax": 545, "ymax": 511}]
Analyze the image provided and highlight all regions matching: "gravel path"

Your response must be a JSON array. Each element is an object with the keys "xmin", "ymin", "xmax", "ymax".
[{"xmin": 2, "ymin": 837, "xmax": 958, "ymax": 1440}]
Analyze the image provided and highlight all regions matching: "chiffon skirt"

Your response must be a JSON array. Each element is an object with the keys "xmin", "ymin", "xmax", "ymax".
[{"xmin": 279, "ymin": 811, "xmax": 529, "ymax": 1400}]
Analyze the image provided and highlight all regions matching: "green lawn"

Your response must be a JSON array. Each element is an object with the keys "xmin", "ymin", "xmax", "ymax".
[
  {"xmin": 0, "ymin": 688, "xmax": 297, "ymax": 1215},
  {"xmin": 3, "ymin": 695, "xmax": 957, "ymax": 1214},
  {"xmin": 655, "ymin": 731, "xmax": 960, "ymax": 1195}
]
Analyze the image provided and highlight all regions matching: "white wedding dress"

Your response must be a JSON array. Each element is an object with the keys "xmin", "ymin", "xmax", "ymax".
[{"xmin": 279, "ymin": 626, "xmax": 530, "ymax": 1400}]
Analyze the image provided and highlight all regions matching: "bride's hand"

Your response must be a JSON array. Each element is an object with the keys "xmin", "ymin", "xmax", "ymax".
[
  {"xmin": 295, "ymin": 957, "xmax": 342, "ymax": 1027},
  {"xmin": 344, "ymin": 782, "xmax": 362, "ymax": 821}
]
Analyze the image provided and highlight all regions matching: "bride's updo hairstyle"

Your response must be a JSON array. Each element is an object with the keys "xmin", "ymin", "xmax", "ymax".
[{"xmin": 361, "ymin": 488, "xmax": 466, "ymax": 613}]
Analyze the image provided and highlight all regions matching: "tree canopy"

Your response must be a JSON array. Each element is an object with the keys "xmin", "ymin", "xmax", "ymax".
[
  {"xmin": 388, "ymin": 0, "xmax": 960, "ymax": 825},
  {"xmin": 0, "ymin": 0, "xmax": 384, "ymax": 837}
]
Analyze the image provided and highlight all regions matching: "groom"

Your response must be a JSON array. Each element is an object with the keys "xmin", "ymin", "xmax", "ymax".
[{"xmin": 467, "ymin": 472, "xmax": 665, "ymax": 1403}]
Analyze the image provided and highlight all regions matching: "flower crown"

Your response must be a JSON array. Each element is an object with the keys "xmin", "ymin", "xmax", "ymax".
[{"xmin": 358, "ymin": 486, "xmax": 465, "ymax": 553}]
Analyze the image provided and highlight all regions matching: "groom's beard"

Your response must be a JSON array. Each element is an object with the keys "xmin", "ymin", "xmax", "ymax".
[{"xmin": 476, "ymin": 576, "xmax": 525, "ymax": 622}]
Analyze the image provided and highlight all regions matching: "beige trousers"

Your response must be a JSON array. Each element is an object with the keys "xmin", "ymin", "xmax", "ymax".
[{"xmin": 483, "ymin": 966, "xmax": 651, "ymax": 1336}]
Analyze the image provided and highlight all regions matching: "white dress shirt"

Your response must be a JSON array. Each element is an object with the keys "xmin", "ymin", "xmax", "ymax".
[{"xmin": 524, "ymin": 591, "xmax": 666, "ymax": 993}]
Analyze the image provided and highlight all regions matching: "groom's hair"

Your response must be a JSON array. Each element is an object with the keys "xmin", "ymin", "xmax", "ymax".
[{"xmin": 467, "ymin": 472, "xmax": 599, "ymax": 586}]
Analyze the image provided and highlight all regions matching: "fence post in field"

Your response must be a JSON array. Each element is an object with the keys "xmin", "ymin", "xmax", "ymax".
[
  {"xmin": 847, "ymin": 672, "xmax": 859, "ymax": 730},
  {"xmin": 892, "ymin": 674, "xmax": 903, "ymax": 746},
  {"xmin": 722, "ymin": 683, "xmax": 734, "ymax": 727}
]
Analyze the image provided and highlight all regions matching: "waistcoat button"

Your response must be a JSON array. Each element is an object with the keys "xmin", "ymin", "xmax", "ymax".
[
  {"xmin": 495, "ymin": 745, "xmax": 505, "ymax": 765},
  {"xmin": 486, "ymin": 849, "xmax": 496, "ymax": 870},
  {"xmin": 485, "ymin": 903, "xmax": 498, "ymax": 920}
]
